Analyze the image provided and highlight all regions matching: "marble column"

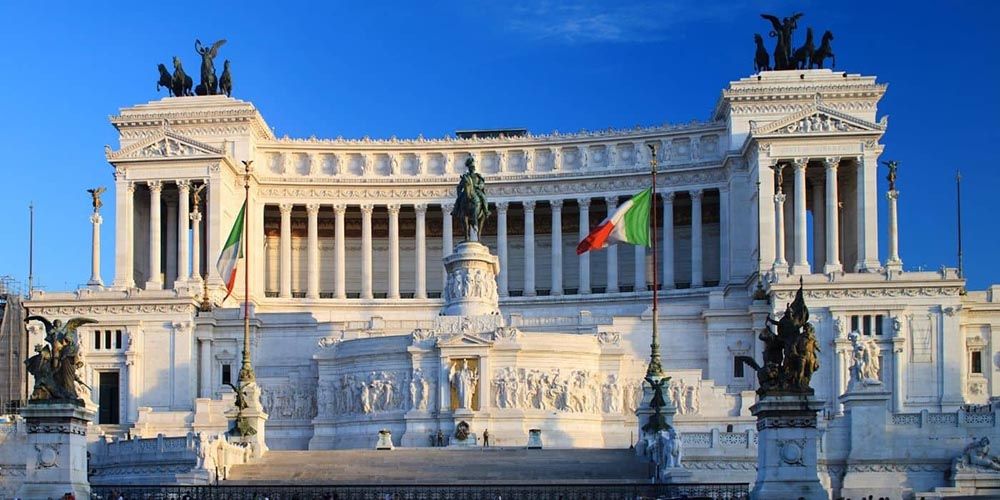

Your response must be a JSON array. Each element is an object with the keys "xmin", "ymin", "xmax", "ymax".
[
  {"xmin": 772, "ymin": 165, "xmax": 788, "ymax": 273},
  {"xmin": 550, "ymin": 199, "xmax": 563, "ymax": 296},
  {"xmin": 388, "ymin": 204, "xmax": 401, "ymax": 299},
  {"xmin": 199, "ymin": 338, "xmax": 212, "ymax": 398},
  {"xmin": 306, "ymin": 203, "xmax": 320, "ymax": 299},
  {"xmin": 113, "ymin": 176, "xmax": 135, "ymax": 289},
  {"xmin": 279, "ymin": 203, "xmax": 293, "ymax": 299},
  {"xmin": 496, "ymin": 202, "xmax": 509, "ymax": 297},
  {"xmin": 634, "ymin": 244, "xmax": 646, "ymax": 292},
  {"xmin": 415, "ymin": 204, "xmax": 427, "ymax": 299},
  {"xmin": 577, "ymin": 197, "xmax": 591, "ymax": 294},
  {"xmin": 88, "ymin": 212, "xmax": 103, "ymax": 287},
  {"xmin": 176, "ymin": 180, "xmax": 190, "ymax": 286},
  {"xmin": 791, "ymin": 159, "xmax": 810, "ymax": 275},
  {"xmin": 690, "ymin": 189, "xmax": 704, "ymax": 288},
  {"xmin": 361, "ymin": 204, "xmax": 374, "ymax": 299},
  {"xmin": 206, "ymin": 177, "xmax": 223, "ymax": 286},
  {"xmin": 605, "ymin": 196, "xmax": 619, "ymax": 293},
  {"xmin": 165, "ymin": 193, "xmax": 177, "ymax": 286},
  {"xmin": 125, "ymin": 182, "xmax": 135, "ymax": 288},
  {"xmin": 662, "ymin": 192, "xmax": 675, "ymax": 289},
  {"xmin": 442, "ymin": 203, "xmax": 454, "ymax": 288},
  {"xmin": 812, "ymin": 178, "xmax": 826, "ymax": 273},
  {"xmin": 856, "ymin": 154, "xmax": 881, "ymax": 272},
  {"xmin": 146, "ymin": 181, "xmax": 163, "ymax": 289},
  {"xmin": 523, "ymin": 201, "xmax": 536, "ymax": 296},
  {"xmin": 886, "ymin": 190, "xmax": 903, "ymax": 272},
  {"xmin": 718, "ymin": 186, "xmax": 731, "ymax": 285},
  {"xmin": 824, "ymin": 158, "xmax": 843, "ymax": 274},
  {"xmin": 190, "ymin": 209, "xmax": 203, "ymax": 284},
  {"xmin": 334, "ymin": 204, "xmax": 346, "ymax": 299}
]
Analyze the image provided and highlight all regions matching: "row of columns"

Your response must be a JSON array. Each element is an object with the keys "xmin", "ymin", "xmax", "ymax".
[
  {"xmin": 126, "ymin": 180, "xmax": 207, "ymax": 290},
  {"xmin": 772, "ymin": 158, "xmax": 844, "ymax": 275},
  {"xmin": 270, "ymin": 188, "xmax": 726, "ymax": 300}
]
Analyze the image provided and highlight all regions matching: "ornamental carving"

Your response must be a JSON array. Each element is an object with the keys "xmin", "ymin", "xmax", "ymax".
[
  {"xmin": 491, "ymin": 367, "xmax": 636, "ymax": 415},
  {"xmin": 771, "ymin": 286, "xmax": 962, "ymax": 302},
  {"xmin": 444, "ymin": 268, "xmax": 498, "ymax": 304},
  {"xmin": 756, "ymin": 415, "xmax": 818, "ymax": 431},
  {"xmin": 778, "ymin": 438, "xmax": 807, "ymax": 467},
  {"xmin": 668, "ymin": 379, "xmax": 701, "ymax": 415},
  {"xmin": 31, "ymin": 304, "xmax": 195, "ymax": 316},
  {"xmin": 316, "ymin": 370, "xmax": 411, "ymax": 417},
  {"xmin": 596, "ymin": 331, "xmax": 621, "ymax": 347},
  {"xmin": 260, "ymin": 381, "xmax": 317, "ymax": 420}
]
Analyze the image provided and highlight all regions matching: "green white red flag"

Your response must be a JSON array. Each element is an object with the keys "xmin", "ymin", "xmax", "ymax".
[
  {"xmin": 576, "ymin": 187, "xmax": 652, "ymax": 254},
  {"xmin": 217, "ymin": 200, "xmax": 246, "ymax": 301}
]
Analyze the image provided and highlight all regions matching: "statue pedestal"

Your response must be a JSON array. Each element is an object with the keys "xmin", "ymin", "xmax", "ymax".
[
  {"xmin": 224, "ymin": 382, "xmax": 269, "ymax": 459},
  {"xmin": 17, "ymin": 402, "xmax": 95, "ymax": 500},
  {"xmin": 750, "ymin": 394, "xmax": 828, "ymax": 500},
  {"xmin": 838, "ymin": 385, "xmax": 903, "ymax": 499},
  {"xmin": 441, "ymin": 241, "xmax": 500, "ymax": 317}
]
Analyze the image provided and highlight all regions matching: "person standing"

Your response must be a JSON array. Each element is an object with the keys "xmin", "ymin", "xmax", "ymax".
[{"xmin": 483, "ymin": 428, "xmax": 490, "ymax": 447}]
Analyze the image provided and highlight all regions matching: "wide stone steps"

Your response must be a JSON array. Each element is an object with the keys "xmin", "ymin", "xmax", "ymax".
[{"xmin": 225, "ymin": 448, "xmax": 649, "ymax": 484}]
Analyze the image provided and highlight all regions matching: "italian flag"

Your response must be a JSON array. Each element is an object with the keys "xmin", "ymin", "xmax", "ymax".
[
  {"xmin": 216, "ymin": 201, "xmax": 246, "ymax": 301},
  {"xmin": 576, "ymin": 187, "xmax": 652, "ymax": 254}
]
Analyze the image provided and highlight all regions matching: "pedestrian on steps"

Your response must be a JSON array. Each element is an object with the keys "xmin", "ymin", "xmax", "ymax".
[{"xmin": 483, "ymin": 429, "xmax": 490, "ymax": 447}]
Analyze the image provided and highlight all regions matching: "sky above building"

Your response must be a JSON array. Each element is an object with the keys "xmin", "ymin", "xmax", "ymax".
[{"xmin": 0, "ymin": 0, "xmax": 997, "ymax": 292}]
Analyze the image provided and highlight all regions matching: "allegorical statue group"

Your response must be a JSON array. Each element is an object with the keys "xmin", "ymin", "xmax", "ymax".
[
  {"xmin": 24, "ymin": 316, "xmax": 96, "ymax": 403},
  {"xmin": 738, "ymin": 279, "xmax": 821, "ymax": 396},
  {"xmin": 157, "ymin": 39, "xmax": 233, "ymax": 98},
  {"xmin": 755, "ymin": 13, "xmax": 836, "ymax": 72}
]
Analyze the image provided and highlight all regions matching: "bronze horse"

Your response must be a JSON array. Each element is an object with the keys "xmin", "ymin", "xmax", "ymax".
[
  {"xmin": 792, "ymin": 27, "xmax": 814, "ymax": 70},
  {"xmin": 157, "ymin": 64, "xmax": 174, "ymax": 96},
  {"xmin": 754, "ymin": 34, "xmax": 770, "ymax": 72},
  {"xmin": 456, "ymin": 173, "xmax": 487, "ymax": 241},
  {"xmin": 810, "ymin": 31, "xmax": 835, "ymax": 69},
  {"xmin": 171, "ymin": 57, "xmax": 194, "ymax": 96}
]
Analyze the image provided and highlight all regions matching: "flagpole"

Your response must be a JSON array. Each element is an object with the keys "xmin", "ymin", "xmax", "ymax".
[
  {"xmin": 646, "ymin": 144, "xmax": 663, "ymax": 379},
  {"xmin": 239, "ymin": 160, "xmax": 255, "ymax": 384}
]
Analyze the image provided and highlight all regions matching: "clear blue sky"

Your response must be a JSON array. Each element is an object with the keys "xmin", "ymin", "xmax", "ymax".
[{"xmin": 0, "ymin": 1, "xmax": 997, "ymax": 292}]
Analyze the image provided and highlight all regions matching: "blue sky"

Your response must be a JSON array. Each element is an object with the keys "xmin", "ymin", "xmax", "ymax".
[{"xmin": 0, "ymin": 1, "xmax": 997, "ymax": 292}]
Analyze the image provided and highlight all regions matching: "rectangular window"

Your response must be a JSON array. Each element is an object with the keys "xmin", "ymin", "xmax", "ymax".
[
  {"xmin": 105, "ymin": 330, "xmax": 112, "ymax": 350},
  {"xmin": 972, "ymin": 351, "xmax": 983, "ymax": 374},
  {"xmin": 863, "ymin": 315, "xmax": 872, "ymax": 336},
  {"xmin": 851, "ymin": 315, "xmax": 859, "ymax": 333},
  {"xmin": 94, "ymin": 331, "xmax": 101, "ymax": 350},
  {"xmin": 733, "ymin": 357, "xmax": 745, "ymax": 379},
  {"xmin": 221, "ymin": 364, "xmax": 232, "ymax": 386},
  {"xmin": 115, "ymin": 330, "xmax": 123, "ymax": 349},
  {"xmin": 98, "ymin": 371, "xmax": 120, "ymax": 425},
  {"xmin": 875, "ymin": 315, "xmax": 884, "ymax": 336}
]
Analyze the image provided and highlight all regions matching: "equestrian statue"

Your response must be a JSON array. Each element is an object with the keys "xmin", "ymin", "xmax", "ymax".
[
  {"xmin": 455, "ymin": 157, "xmax": 490, "ymax": 242},
  {"xmin": 156, "ymin": 39, "xmax": 232, "ymax": 97},
  {"xmin": 755, "ymin": 13, "xmax": 838, "ymax": 72}
]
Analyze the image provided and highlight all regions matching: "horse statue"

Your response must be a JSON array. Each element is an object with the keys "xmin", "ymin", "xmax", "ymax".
[
  {"xmin": 220, "ymin": 60, "xmax": 233, "ymax": 97},
  {"xmin": 810, "ymin": 30, "xmax": 835, "ymax": 69},
  {"xmin": 172, "ymin": 57, "xmax": 194, "ymax": 97},
  {"xmin": 754, "ymin": 34, "xmax": 771, "ymax": 72},
  {"xmin": 157, "ymin": 64, "xmax": 174, "ymax": 96},
  {"xmin": 792, "ymin": 27, "xmax": 814, "ymax": 70},
  {"xmin": 761, "ymin": 12, "xmax": 803, "ymax": 70},
  {"xmin": 195, "ymin": 39, "xmax": 227, "ymax": 95},
  {"xmin": 455, "ymin": 157, "xmax": 490, "ymax": 242}
]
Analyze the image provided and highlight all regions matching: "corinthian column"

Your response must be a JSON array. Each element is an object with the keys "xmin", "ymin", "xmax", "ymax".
[
  {"xmin": 415, "ymin": 204, "xmax": 427, "ymax": 299},
  {"xmin": 497, "ymin": 202, "xmax": 509, "ymax": 297},
  {"xmin": 886, "ymin": 189, "xmax": 903, "ymax": 272},
  {"xmin": 791, "ymin": 159, "xmax": 810, "ymax": 275},
  {"xmin": 279, "ymin": 203, "xmax": 293, "ymax": 298},
  {"xmin": 772, "ymin": 164, "xmax": 788, "ymax": 274},
  {"xmin": 577, "ymin": 197, "xmax": 591, "ymax": 294},
  {"xmin": 333, "ymin": 204, "xmax": 346, "ymax": 299},
  {"xmin": 662, "ymin": 192, "xmax": 675, "ymax": 289},
  {"xmin": 146, "ymin": 181, "xmax": 163, "ymax": 290},
  {"xmin": 388, "ymin": 204, "xmax": 401, "ymax": 299},
  {"xmin": 523, "ymin": 200, "xmax": 536, "ymax": 296},
  {"xmin": 306, "ymin": 203, "xmax": 320, "ymax": 299},
  {"xmin": 88, "ymin": 212, "xmax": 104, "ymax": 287},
  {"xmin": 551, "ymin": 199, "xmax": 563, "ymax": 296},
  {"xmin": 605, "ymin": 196, "xmax": 619, "ymax": 293},
  {"xmin": 176, "ymin": 180, "xmax": 190, "ymax": 287},
  {"xmin": 442, "ymin": 203, "xmax": 454, "ymax": 288},
  {"xmin": 690, "ymin": 189, "xmax": 704, "ymax": 288},
  {"xmin": 361, "ymin": 204, "xmax": 374, "ymax": 299},
  {"xmin": 823, "ymin": 158, "xmax": 843, "ymax": 274},
  {"xmin": 189, "ymin": 209, "xmax": 202, "ymax": 285}
]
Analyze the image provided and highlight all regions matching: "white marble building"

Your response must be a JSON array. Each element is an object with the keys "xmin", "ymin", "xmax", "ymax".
[{"xmin": 19, "ymin": 70, "xmax": 1000, "ymax": 489}]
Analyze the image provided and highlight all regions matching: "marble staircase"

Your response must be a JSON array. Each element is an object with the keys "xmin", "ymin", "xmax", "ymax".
[{"xmin": 225, "ymin": 448, "xmax": 650, "ymax": 484}]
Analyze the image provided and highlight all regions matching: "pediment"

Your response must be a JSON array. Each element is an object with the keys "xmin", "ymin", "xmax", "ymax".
[
  {"xmin": 107, "ymin": 130, "xmax": 224, "ymax": 161},
  {"xmin": 752, "ymin": 104, "xmax": 886, "ymax": 137},
  {"xmin": 436, "ymin": 333, "xmax": 493, "ymax": 348}
]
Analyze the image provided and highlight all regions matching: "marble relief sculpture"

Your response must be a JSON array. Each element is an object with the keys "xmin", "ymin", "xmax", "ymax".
[{"xmin": 848, "ymin": 331, "xmax": 882, "ymax": 388}]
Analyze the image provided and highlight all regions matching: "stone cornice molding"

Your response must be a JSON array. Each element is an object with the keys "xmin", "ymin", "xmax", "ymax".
[
  {"xmin": 771, "ymin": 285, "xmax": 964, "ymax": 302},
  {"xmin": 106, "ymin": 130, "xmax": 225, "ymax": 162},
  {"xmin": 28, "ymin": 302, "xmax": 196, "ymax": 317},
  {"xmin": 751, "ymin": 104, "xmax": 885, "ymax": 137},
  {"xmin": 110, "ymin": 96, "xmax": 274, "ymax": 141}
]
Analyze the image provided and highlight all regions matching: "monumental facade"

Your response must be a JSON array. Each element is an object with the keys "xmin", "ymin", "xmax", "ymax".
[{"xmin": 14, "ymin": 69, "xmax": 1000, "ymax": 495}]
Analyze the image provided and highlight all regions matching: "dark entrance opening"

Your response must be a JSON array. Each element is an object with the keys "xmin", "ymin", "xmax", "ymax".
[{"xmin": 98, "ymin": 371, "xmax": 120, "ymax": 424}]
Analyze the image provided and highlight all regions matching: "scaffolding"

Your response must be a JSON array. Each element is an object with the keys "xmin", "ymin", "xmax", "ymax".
[{"xmin": 0, "ymin": 275, "xmax": 26, "ymax": 414}]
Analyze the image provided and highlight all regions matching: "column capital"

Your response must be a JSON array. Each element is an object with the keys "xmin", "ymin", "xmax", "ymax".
[
  {"xmin": 791, "ymin": 158, "xmax": 808, "ymax": 170},
  {"xmin": 496, "ymin": 201, "xmax": 508, "ymax": 213},
  {"xmin": 360, "ymin": 204, "xmax": 374, "ymax": 215},
  {"xmin": 662, "ymin": 191, "xmax": 676, "ymax": 202},
  {"xmin": 279, "ymin": 203, "xmax": 293, "ymax": 215},
  {"xmin": 189, "ymin": 211, "xmax": 202, "ymax": 222},
  {"xmin": 523, "ymin": 200, "xmax": 536, "ymax": 212},
  {"xmin": 414, "ymin": 203, "xmax": 428, "ymax": 216},
  {"xmin": 576, "ymin": 196, "xmax": 591, "ymax": 208},
  {"xmin": 717, "ymin": 184, "xmax": 730, "ymax": 194},
  {"xmin": 90, "ymin": 213, "xmax": 103, "ymax": 225},
  {"xmin": 689, "ymin": 189, "xmax": 704, "ymax": 200},
  {"xmin": 306, "ymin": 203, "xmax": 320, "ymax": 215},
  {"xmin": 442, "ymin": 202, "xmax": 454, "ymax": 215},
  {"xmin": 333, "ymin": 203, "xmax": 346, "ymax": 214},
  {"xmin": 551, "ymin": 199, "xmax": 563, "ymax": 210},
  {"xmin": 148, "ymin": 180, "xmax": 163, "ymax": 192},
  {"xmin": 126, "ymin": 181, "xmax": 136, "ymax": 194},
  {"xmin": 176, "ymin": 179, "xmax": 191, "ymax": 190},
  {"xmin": 604, "ymin": 195, "xmax": 618, "ymax": 206},
  {"xmin": 387, "ymin": 204, "xmax": 401, "ymax": 215},
  {"xmin": 774, "ymin": 193, "xmax": 787, "ymax": 204},
  {"xmin": 823, "ymin": 157, "xmax": 841, "ymax": 169},
  {"xmin": 886, "ymin": 190, "xmax": 899, "ymax": 201}
]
